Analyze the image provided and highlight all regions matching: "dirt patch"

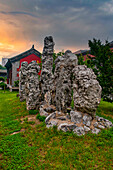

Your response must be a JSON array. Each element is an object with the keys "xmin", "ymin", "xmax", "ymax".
[
  {"xmin": 10, "ymin": 129, "xmax": 25, "ymax": 135},
  {"xmin": 20, "ymin": 114, "xmax": 41, "ymax": 126},
  {"xmin": 90, "ymin": 119, "xmax": 97, "ymax": 130},
  {"xmin": 102, "ymin": 113, "xmax": 113, "ymax": 119},
  {"xmin": 0, "ymin": 154, "xmax": 2, "ymax": 159}
]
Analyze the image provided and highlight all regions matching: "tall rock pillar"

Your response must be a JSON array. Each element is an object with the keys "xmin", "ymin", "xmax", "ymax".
[
  {"xmin": 41, "ymin": 36, "xmax": 55, "ymax": 104},
  {"xmin": 19, "ymin": 61, "xmax": 28, "ymax": 101}
]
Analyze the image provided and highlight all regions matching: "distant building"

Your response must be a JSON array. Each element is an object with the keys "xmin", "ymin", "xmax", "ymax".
[
  {"xmin": 74, "ymin": 41, "xmax": 113, "ymax": 61},
  {"xmin": 0, "ymin": 69, "xmax": 7, "ymax": 78},
  {"xmin": 5, "ymin": 45, "xmax": 41, "ymax": 86},
  {"xmin": 2, "ymin": 58, "xmax": 8, "ymax": 67},
  {"xmin": 74, "ymin": 50, "xmax": 95, "ymax": 61}
]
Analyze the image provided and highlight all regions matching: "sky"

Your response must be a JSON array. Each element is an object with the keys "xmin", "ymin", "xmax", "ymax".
[{"xmin": 0, "ymin": 0, "xmax": 113, "ymax": 64}]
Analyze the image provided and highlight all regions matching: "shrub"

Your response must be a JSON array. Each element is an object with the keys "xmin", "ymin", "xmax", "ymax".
[
  {"xmin": 14, "ymin": 80, "xmax": 19, "ymax": 87},
  {"xmin": 0, "ymin": 77, "xmax": 5, "ymax": 82},
  {"xmin": 36, "ymin": 114, "xmax": 46, "ymax": 122},
  {"xmin": 29, "ymin": 110, "xmax": 39, "ymax": 115},
  {"xmin": 0, "ymin": 64, "xmax": 6, "ymax": 69},
  {"xmin": 0, "ymin": 82, "xmax": 7, "ymax": 90}
]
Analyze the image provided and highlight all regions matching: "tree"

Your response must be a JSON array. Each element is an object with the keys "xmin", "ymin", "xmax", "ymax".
[
  {"xmin": 0, "ymin": 64, "xmax": 6, "ymax": 69},
  {"xmin": 78, "ymin": 54, "xmax": 85, "ymax": 65},
  {"xmin": 88, "ymin": 38, "xmax": 113, "ymax": 102}
]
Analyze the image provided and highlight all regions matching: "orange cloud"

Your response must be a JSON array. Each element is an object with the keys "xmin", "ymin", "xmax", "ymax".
[{"xmin": 0, "ymin": 11, "xmax": 43, "ymax": 64}]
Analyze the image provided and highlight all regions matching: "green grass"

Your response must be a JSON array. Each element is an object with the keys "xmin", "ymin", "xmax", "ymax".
[
  {"xmin": 0, "ymin": 90, "xmax": 113, "ymax": 169},
  {"xmin": 29, "ymin": 110, "xmax": 39, "ymax": 115},
  {"xmin": 36, "ymin": 114, "xmax": 46, "ymax": 122}
]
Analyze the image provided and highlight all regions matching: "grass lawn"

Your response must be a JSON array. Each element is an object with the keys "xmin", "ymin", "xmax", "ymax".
[{"xmin": 0, "ymin": 90, "xmax": 113, "ymax": 170}]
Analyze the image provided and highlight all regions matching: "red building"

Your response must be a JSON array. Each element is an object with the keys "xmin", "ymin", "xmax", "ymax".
[
  {"xmin": 74, "ymin": 41, "xmax": 113, "ymax": 61},
  {"xmin": 5, "ymin": 45, "xmax": 41, "ymax": 86}
]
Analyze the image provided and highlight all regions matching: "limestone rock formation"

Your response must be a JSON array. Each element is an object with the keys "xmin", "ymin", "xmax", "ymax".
[
  {"xmin": 41, "ymin": 69, "xmax": 54, "ymax": 103},
  {"xmin": 19, "ymin": 61, "xmax": 28, "ymax": 101},
  {"xmin": 72, "ymin": 65, "xmax": 102, "ymax": 117},
  {"xmin": 45, "ymin": 108, "xmax": 113, "ymax": 135},
  {"xmin": 43, "ymin": 36, "xmax": 55, "ymax": 56},
  {"xmin": 53, "ymin": 50, "xmax": 78, "ymax": 112},
  {"xmin": 70, "ymin": 111, "xmax": 82, "ymax": 124},
  {"xmin": 42, "ymin": 36, "xmax": 54, "ymax": 71},
  {"xmin": 25, "ymin": 61, "xmax": 41, "ymax": 110},
  {"xmin": 41, "ymin": 36, "xmax": 55, "ymax": 103},
  {"xmin": 19, "ymin": 36, "xmax": 113, "ymax": 136}
]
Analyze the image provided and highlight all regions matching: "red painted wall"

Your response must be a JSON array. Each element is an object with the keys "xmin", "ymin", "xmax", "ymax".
[
  {"xmin": 83, "ymin": 54, "xmax": 95, "ymax": 61},
  {"xmin": 83, "ymin": 48, "xmax": 113, "ymax": 61},
  {"xmin": 17, "ymin": 54, "xmax": 41, "ymax": 77}
]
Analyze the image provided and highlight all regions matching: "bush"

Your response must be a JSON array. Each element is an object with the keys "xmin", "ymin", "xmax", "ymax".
[
  {"xmin": 14, "ymin": 80, "xmax": 19, "ymax": 87},
  {"xmin": 88, "ymin": 39, "xmax": 113, "ymax": 102},
  {"xmin": 29, "ymin": 110, "xmax": 39, "ymax": 115},
  {"xmin": 0, "ymin": 64, "xmax": 6, "ymax": 69},
  {"xmin": 36, "ymin": 114, "xmax": 46, "ymax": 122},
  {"xmin": 0, "ymin": 77, "xmax": 5, "ymax": 82},
  {"xmin": 0, "ymin": 82, "xmax": 7, "ymax": 90}
]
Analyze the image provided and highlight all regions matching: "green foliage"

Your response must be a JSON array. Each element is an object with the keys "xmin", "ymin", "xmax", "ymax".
[
  {"xmin": 84, "ymin": 58, "xmax": 94, "ymax": 69},
  {"xmin": 0, "ymin": 64, "xmax": 6, "ymax": 70},
  {"xmin": 0, "ymin": 82, "xmax": 7, "ymax": 90},
  {"xmin": 88, "ymin": 38, "xmax": 113, "ymax": 102},
  {"xmin": 71, "ymin": 89, "xmax": 74, "ymax": 109},
  {"xmin": 14, "ymin": 80, "xmax": 19, "ymax": 87},
  {"xmin": 77, "ymin": 53, "xmax": 94, "ymax": 69},
  {"xmin": 0, "ymin": 76, "xmax": 5, "ymax": 82},
  {"xmin": 78, "ymin": 54, "xmax": 85, "ymax": 65},
  {"xmin": 36, "ymin": 114, "xmax": 46, "ymax": 122},
  {"xmin": 52, "ymin": 53, "xmax": 57, "ymax": 74},
  {"xmin": 29, "ymin": 110, "xmax": 39, "ymax": 115}
]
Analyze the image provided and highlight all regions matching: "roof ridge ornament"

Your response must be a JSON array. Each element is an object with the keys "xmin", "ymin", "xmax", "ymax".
[{"xmin": 32, "ymin": 45, "xmax": 34, "ymax": 49}]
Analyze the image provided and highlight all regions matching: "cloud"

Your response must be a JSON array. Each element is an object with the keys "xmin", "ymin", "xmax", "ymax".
[
  {"xmin": 0, "ymin": 0, "xmax": 113, "ymax": 64},
  {"xmin": 0, "ymin": 43, "xmax": 15, "ymax": 52},
  {"xmin": 0, "ymin": 10, "xmax": 38, "ymax": 18},
  {"xmin": 99, "ymin": 0, "xmax": 113, "ymax": 15},
  {"xmin": 35, "ymin": 6, "xmax": 39, "ymax": 11}
]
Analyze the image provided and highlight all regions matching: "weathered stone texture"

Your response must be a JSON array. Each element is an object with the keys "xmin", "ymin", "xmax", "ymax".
[
  {"xmin": 19, "ymin": 61, "xmax": 28, "ymax": 101},
  {"xmin": 72, "ymin": 65, "xmax": 102, "ymax": 117},
  {"xmin": 41, "ymin": 69, "xmax": 54, "ymax": 102},
  {"xmin": 43, "ymin": 36, "xmax": 55, "ymax": 56},
  {"xmin": 42, "ymin": 36, "xmax": 54, "ymax": 71},
  {"xmin": 18, "ymin": 36, "xmax": 113, "ymax": 136},
  {"xmin": 53, "ymin": 50, "xmax": 78, "ymax": 112},
  {"xmin": 41, "ymin": 36, "xmax": 55, "ymax": 103},
  {"xmin": 25, "ymin": 61, "xmax": 41, "ymax": 110},
  {"xmin": 73, "ymin": 127, "xmax": 85, "ymax": 136}
]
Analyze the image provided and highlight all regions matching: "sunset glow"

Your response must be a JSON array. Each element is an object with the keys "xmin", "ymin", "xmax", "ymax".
[{"xmin": 0, "ymin": 0, "xmax": 113, "ymax": 64}]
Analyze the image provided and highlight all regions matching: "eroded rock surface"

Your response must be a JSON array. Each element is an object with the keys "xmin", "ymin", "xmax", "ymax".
[
  {"xmin": 19, "ymin": 61, "xmax": 28, "ymax": 101},
  {"xmin": 25, "ymin": 61, "xmax": 41, "ymax": 110},
  {"xmin": 53, "ymin": 50, "xmax": 78, "ymax": 112},
  {"xmin": 72, "ymin": 65, "xmax": 102, "ymax": 117},
  {"xmin": 41, "ymin": 36, "xmax": 55, "ymax": 103},
  {"xmin": 19, "ymin": 36, "xmax": 113, "ymax": 136},
  {"xmin": 43, "ymin": 36, "xmax": 55, "ymax": 56},
  {"xmin": 45, "ymin": 107, "xmax": 113, "ymax": 135}
]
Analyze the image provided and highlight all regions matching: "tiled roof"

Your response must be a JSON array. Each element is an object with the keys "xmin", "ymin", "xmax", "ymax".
[{"xmin": 5, "ymin": 46, "xmax": 41, "ymax": 69}]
